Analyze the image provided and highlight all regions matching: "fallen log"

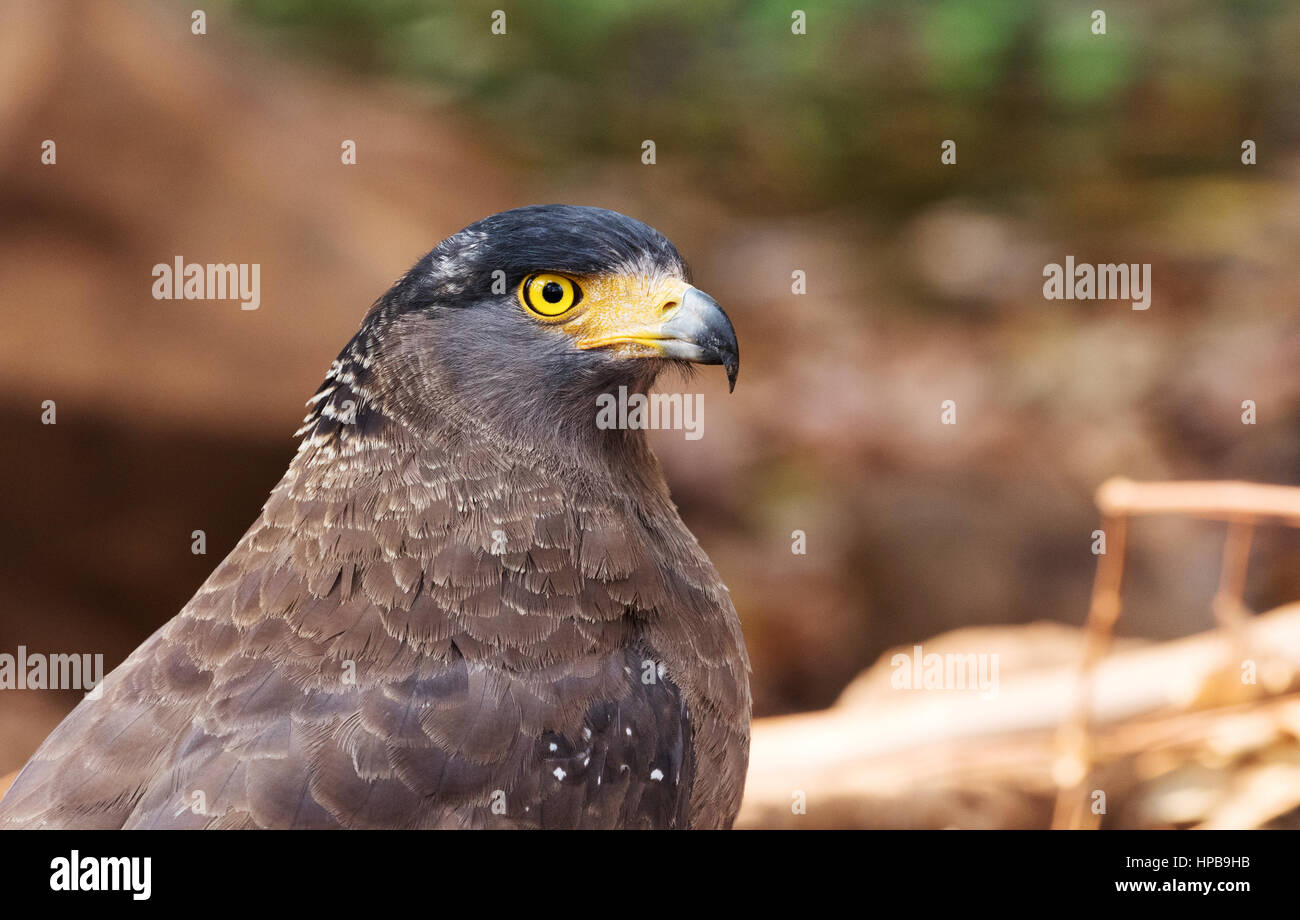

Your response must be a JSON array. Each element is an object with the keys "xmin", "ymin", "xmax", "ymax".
[{"xmin": 738, "ymin": 606, "xmax": 1300, "ymax": 829}]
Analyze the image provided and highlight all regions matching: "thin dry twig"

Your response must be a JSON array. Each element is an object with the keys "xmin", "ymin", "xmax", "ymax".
[{"xmin": 1050, "ymin": 478, "xmax": 1300, "ymax": 829}]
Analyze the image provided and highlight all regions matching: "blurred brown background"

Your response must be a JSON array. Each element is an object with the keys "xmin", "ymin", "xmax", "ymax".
[{"xmin": 2, "ymin": 0, "xmax": 1300, "ymax": 825}]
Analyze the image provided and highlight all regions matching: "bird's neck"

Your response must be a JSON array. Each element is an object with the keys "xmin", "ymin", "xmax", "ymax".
[{"xmin": 293, "ymin": 363, "xmax": 671, "ymax": 519}]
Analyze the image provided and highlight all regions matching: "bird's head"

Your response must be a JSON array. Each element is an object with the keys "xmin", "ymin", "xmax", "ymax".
[{"xmin": 311, "ymin": 205, "xmax": 738, "ymax": 453}]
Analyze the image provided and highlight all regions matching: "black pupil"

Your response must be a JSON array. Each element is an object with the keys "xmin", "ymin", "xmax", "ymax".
[{"xmin": 541, "ymin": 281, "xmax": 564, "ymax": 304}]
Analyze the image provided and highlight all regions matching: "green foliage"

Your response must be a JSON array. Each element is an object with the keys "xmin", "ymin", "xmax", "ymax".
[{"xmin": 227, "ymin": 0, "xmax": 1300, "ymax": 217}]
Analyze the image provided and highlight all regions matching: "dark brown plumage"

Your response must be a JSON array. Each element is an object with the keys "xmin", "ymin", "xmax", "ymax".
[{"xmin": 0, "ymin": 205, "xmax": 750, "ymax": 829}]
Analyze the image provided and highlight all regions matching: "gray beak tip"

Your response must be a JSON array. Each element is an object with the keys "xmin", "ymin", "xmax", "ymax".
[{"xmin": 661, "ymin": 286, "xmax": 740, "ymax": 394}]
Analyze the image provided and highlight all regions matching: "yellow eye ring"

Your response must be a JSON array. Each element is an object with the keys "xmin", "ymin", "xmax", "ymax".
[{"xmin": 521, "ymin": 273, "xmax": 581, "ymax": 318}]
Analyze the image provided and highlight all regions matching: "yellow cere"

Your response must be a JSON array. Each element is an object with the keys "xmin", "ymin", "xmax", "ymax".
[{"xmin": 521, "ymin": 270, "xmax": 691, "ymax": 358}]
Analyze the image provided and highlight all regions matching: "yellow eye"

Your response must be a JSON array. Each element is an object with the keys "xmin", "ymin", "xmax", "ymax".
[{"xmin": 521, "ymin": 273, "xmax": 581, "ymax": 318}]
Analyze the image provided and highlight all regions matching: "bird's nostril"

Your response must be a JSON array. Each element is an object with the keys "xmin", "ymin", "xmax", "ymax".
[{"xmin": 660, "ymin": 300, "xmax": 679, "ymax": 315}]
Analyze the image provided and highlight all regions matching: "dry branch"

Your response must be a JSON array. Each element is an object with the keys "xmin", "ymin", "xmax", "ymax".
[
  {"xmin": 738, "ymin": 606, "xmax": 1300, "ymax": 829},
  {"xmin": 1097, "ymin": 478, "xmax": 1300, "ymax": 525}
]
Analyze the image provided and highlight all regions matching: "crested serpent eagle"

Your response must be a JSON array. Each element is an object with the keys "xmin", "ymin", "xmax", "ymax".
[{"xmin": 0, "ymin": 205, "xmax": 751, "ymax": 830}]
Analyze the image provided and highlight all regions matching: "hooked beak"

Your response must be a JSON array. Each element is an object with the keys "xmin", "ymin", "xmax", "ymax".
[
  {"xmin": 654, "ymin": 287, "xmax": 740, "ymax": 392},
  {"xmin": 574, "ymin": 284, "xmax": 740, "ymax": 392}
]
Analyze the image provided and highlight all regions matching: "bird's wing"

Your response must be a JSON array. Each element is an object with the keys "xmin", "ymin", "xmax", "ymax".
[
  {"xmin": 0, "ymin": 434, "xmax": 702, "ymax": 829},
  {"xmin": 0, "ymin": 639, "xmax": 694, "ymax": 830}
]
